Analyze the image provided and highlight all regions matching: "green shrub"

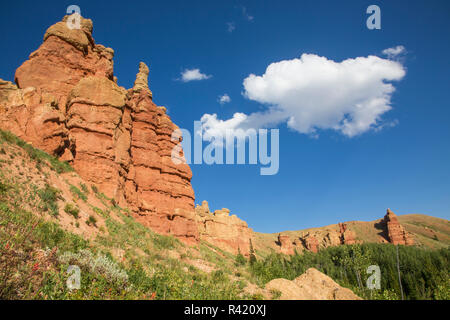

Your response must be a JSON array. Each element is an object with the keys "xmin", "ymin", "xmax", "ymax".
[
  {"xmin": 69, "ymin": 184, "xmax": 87, "ymax": 202},
  {"xmin": 91, "ymin": 185, "xmax": 99, "ymax": 194},
  {"xmin": 37, "ymin": 184, "xmax": 61, "ymax": 217},
  {"xmin": 80, "ymin": 183, "xmax": 89, "ymax": 194},
  {"xmin": 64, "ymin": 203, "xmax": 80, "ymax": 219},
  {"xmin": 211, "ymin": 270, "xmax": 227, "ymax": 282},
  {"xmin": 86, "ymin": 215, "xmax": 97, "ymax": 227},
  {"xmin": 235, "ymin": 249, "xmax": 247, "ymax": 266},
  {"xmin": 0, "ymin": 181, "xmax": 11, "ymax": 195},
  {"xmin": 92, "ymin": 206, "xmax": 107, "ymax": 218},
  {"xmin": 153, "ymin": 234, "xmax": 178, "ymax": 250},
  {"xmin": 58, "ymin": 249, "xmax": 128, "ymax": 288}
]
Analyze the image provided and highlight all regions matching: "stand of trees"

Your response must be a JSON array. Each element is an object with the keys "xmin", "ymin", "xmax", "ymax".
[{"xmin": 248, "ymin": 243, "xmax": 449, "ymax": 300}]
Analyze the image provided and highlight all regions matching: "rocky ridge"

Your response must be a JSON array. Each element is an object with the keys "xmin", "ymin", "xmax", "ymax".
[{"xmin": 276, "ymin": 221, "xmax": 360, "ymax": 255}]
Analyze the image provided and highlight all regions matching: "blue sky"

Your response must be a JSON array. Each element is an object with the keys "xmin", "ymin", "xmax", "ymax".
[{"xmin": 1, "ymin": 0, "xmax": 449, "ymax": 232}]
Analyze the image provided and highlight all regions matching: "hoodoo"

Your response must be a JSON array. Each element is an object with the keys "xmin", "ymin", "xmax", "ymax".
[{"xmin": 383, "ymin": 209, "xmax": 415, "ymax": 245}]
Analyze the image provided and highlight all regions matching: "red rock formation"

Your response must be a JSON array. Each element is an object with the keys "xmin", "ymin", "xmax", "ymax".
[
  {"xmin": 66, "ymin": 76, "xmax": 128, "ymax": 199},
  {"xmin": 278, "ymin": 234, "xmax": 294, "ymax": 255},
  {"xmin": 0, "ymin": 15, "xmax": 198, "ymax": 244},
  {"xmin": 0, "ymin": 80, "xmax": 67, "ymax": 155},
  {"xmin": 302, "ymin": 233, "xmax": 320, "ymax": 253},
  {"xmin": 15, "ymin": 16, "xmax": 114, "ymax": 114},
  {"xmin": 383, "ymin": 209, "xmax": 414, "ymax": 245},
  {"xmin": 196, "ymin": 201, "xmax": 254, "ymax": 255},
  {"xmin": 322, "ymin": 231, "xmax": 341, "ymax": 247},
  {"xmin": 338, "ymin": 222, "xmax": 357, "ymax": 245},
  {"xmin": 125, "ymin": 85, "xmax": 197, "ymax": 243}
]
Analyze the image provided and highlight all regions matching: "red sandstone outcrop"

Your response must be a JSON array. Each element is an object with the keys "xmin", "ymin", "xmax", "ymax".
[
  {"xmin": 15, "ymin": 16, "xmax": 114, "ymax": 114},
  {"xmin": 322, "ymin": 231, "xmax": 341, "ymax": 247},
  {"xmin": 278, "ymin": 234, "xmax": 294, "ymax": 255},
  {"xmin": 125, "ymin": 85, "xmax": 197, "ymax": 243},
  {"xmin": 339, "ymin": 222, "xmax": 357, "ymax": 245},
  {"xmin": 196, "ymin": 201, "xmax": 254, "ymax": 255},
  {"xmin": 301, "ymin": 233, "xmax": 320, "ymax": 253},
  {"xmin": 0, "ymin": 15, "xmax": 198, "ymax": 244},
  {"xmin": 0, "ymin": 80, "xmax": 67, "ymax": 155},
  {"xmin": 383, "ymin": 209, "xmax": 414, "ymax": 245}
]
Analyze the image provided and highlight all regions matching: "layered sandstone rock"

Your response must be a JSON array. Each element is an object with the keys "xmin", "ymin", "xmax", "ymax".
[
  {"xmin": 301, "ymin": 233, "xmax": 320, "ymax": 253},
  {"xmin": 15, "ymin": 15, "xmax": 114, "ymax": 114},
  {"xmin": 125, "ymin": 85, "xmax": 197, "ymax": 243},
  {"xmin": 383, "ymin": 209, "xmax": 414, "ymax": 245},
  {"xmin": 1, "ymin": 15, "xmax": 198, "ymax": 244},
  {"xmin": 0, "ymin": 79, "xmax": 67, "ymax": 155},
  {"xmin": 322, "ymin": 231, "xmax": 342, "ymax": 247},
  {"xmin": 339, "ymin": 222, "xmax": 357, "ymax": 245},
  {"xmin": 196, "ymin": 201, "xmax": 254, "ymax": 255},
  {"xmin": 66, "ymin": 76, "xmax": 128, "ymax": 199},
  {"xmin": 278, "ymin": 234, "xmax": 294, "ymax": 255}
]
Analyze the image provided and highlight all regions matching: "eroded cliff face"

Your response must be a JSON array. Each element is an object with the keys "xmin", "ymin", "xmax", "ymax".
[
  {"xmin": 274, "ymin": 210, "xmax": 414, "ymax": 255},
  {"xmin": 125, "ymin": 85, "xmax": 197, "ymax": 244},
  {"xmin": 275, "ymin": 222, "xmax": 359, "ymax": 255},
  {"xmin": 0, "ymin": 15, "xmax": 198, "ymax": 244},
  {"xmin": 196, "ymin": 201, "xmax": 254, "ymax": 255},
  {"xmin": 278, "ymin": 234, "xmax": 294, "ymax": 255}
]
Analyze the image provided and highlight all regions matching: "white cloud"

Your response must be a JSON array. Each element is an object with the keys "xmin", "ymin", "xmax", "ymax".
[
  {"xmin": 241, "ymin": 6, "xmax": 254, "ymax": 21},
  {"xmin": 179, "ymin": 68, "xmax": 211, "ymax": 82},
  {"xmin": 226, "ymin": 22, "xmax": 236, "ymax": 33},
  {"xmin": 382, "ymin": 45, "xmax": 406, "ymax": 58},
  {"xmin": 200, "ymin": 50, "xmax": 406, "ymax": 139},
  {"xmin": 218, "ymin": 94, "xmax": 231, "ymax": 105}
]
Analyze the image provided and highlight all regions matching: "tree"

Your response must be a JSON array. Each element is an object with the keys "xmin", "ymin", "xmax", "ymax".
[
  {"xmin": 249, "ymin": 239, "xmax": 257, "ymax": 265},
  {"xmin": 235, "ymin": 247, "xmax": 247, "ymax": 266}
]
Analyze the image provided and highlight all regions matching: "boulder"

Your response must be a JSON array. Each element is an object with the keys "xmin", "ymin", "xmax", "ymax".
[{"xmin": 265, "ymin": 268, "xmax": 361, "ymax": 300}]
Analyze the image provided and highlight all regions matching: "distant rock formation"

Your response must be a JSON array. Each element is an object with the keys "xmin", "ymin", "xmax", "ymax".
[
  {"xmin": 339, "ymin": 222, "xmax": 357, "ymax": 245},
  {"xmin": 276, "ymin": 222, "xmax": 360, "ymax": 255},
  {"xmin": 196, "ymin": 200, "xmax": 254, "ymax": 255},
  {"xmin": 302, "ymin": 233, "xmax": 320, "ymax": 253},
  {"xmin": 383, "ymin": 209, "xmax": 414, "ymax": 245},
  {"xmin": 278, "ymin": 234, "xmax": 294, "ymax": 255},
  {"xmin": 0, "ymin": 15, "xmax": 197, "ymax": 244}
]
